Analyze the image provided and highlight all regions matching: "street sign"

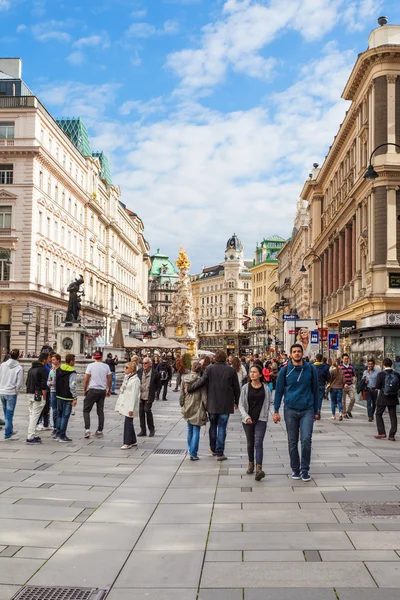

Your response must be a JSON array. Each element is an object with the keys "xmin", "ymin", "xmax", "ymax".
[
  {"xmin": 310, "ymin": 331, "xmax": 319, "ymax": 344},
  {"xmin": 252, "ymin": 306, "xmax": 266, "ymax": 317},
  {"xmin": 339, "ymin": 320, "xmax": 357, "ymax": 334},
  {"xmin": 18, "ymin": 331, "xmax": 26, "ymax": 335},
  {"xmin": 283, "ymin": 314, "xmax": 299, "ymax": 320},
  {"xmin": 328, "ymin": 333, "xmax": 339, "ymax": 350}
]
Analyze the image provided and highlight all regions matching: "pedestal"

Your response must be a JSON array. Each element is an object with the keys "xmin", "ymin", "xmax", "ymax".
[
  {"xmin": 165, "ymin": 325, "xmax": 198, "ymax": 356},
  {"xmin": 55, "ymin": 322, "xmax": 87, "ymax": 360}
]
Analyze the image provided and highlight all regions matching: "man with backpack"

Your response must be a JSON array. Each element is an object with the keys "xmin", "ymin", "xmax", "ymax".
[
  {"xmin": 26, "ymin": 353, "xmax": 48, "ymax": 444},
  {"xmin": 157, "ymin": 355, "xmax": 172, "ymax": 401},
  {"xmin": 273, "ymin": 343, "xmax": 319, "ymax": 482},
  {"xmin": 374, "ymin": 358, "xmax": 399, "ymax": 441}
]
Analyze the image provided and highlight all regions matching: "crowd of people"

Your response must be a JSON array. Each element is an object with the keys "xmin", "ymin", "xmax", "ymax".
[{"xmin": 0, "ymin": 345, "xmax": 399, "ymax": 482}]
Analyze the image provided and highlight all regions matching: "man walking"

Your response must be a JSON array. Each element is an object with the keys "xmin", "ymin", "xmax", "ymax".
[
  {"xmin": 188, "ymin": 349, "xmax": 240, "ymax": 461},
  {"xmin": 47, "ymin": 353, "xmax": 61, "ymax": 434},
  {"xmin": 83, "ymin": 351, "xmax": 111, "ymax": 439},
  {"xmin": 157, "ymin": 355, "xmax": 172, "ymax": 401},
  {"xmin": 173, "ymin": 354, "xmax": 184, "ymax": 392},
  {"xmin": 314, "ymin": 353, "xmax": 331, "ymax": 420},
  {"xmin": 26, "ymin": 353, "xmax": 48, "ymax": 444},
  {"xmin": 273, "ymin": 343, "xmax": 319, "ymax": 482},
  {"xmin": 55, "ymin": 354, "xmax": 77, "ymax": 442},
  {"xmin": 137, "ymin": 357, "xmax": 159, "ymax": 437},
  {"xmin": 363, "ymin": 358, "xmax": 380, "ymax": 422},
  {"xmin": 339, "ymin": 354, "xmax": 356, "ymax": 418},
  {"xmin": 105, "ymin": 353, "xmax": 119, "ymax": 395},
  {"xmin": 0, "ymin": 349, "xmax": 23, "ymax": 441},
  {"xmin": 374, "ymin": 358, "xmax": 399, "ymax": 441}
]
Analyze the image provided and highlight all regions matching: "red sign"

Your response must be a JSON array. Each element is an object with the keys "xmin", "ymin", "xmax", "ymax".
[{"xmin": 318, "ymin": 327, "xmax": 328, "ymax": 341}]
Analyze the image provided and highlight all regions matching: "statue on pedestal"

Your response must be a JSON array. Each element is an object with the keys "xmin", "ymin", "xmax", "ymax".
[{"xmin": 66, "ymin": 275, "xmax": 84, "ymax": 322}]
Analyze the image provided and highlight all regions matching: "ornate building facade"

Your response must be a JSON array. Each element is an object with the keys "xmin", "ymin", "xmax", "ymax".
[
  {"xmin": 0, "ymin": 58, "xmax": 150, "ymax": 354},
  {"xmin": 191, "ymin": 234, "xmax": 252, "ymax": 355},
  {"xmin": 148, "ymin": 249, "xmax": 179, "ymax": 333}
]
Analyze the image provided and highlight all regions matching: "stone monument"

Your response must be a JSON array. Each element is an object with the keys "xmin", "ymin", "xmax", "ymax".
[
  {"xmin": 55, "ymin": 275, "xmax": 87, "ymax": 359},
  {"xmin": 165, "ymin": 247, "xmax": 197, "ymax": 355}
]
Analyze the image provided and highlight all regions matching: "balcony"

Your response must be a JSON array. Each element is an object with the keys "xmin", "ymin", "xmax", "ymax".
[{"xmin": 0, "ymin": 96, "xmax": 37, "ymax": 109}]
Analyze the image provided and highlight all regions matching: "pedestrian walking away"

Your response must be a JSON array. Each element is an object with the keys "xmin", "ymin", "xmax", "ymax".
[
  {"xmin": 115, "ymin": 361, "xmax": 140, "ymax": 449},
  {"xmin": 180, "ymin": 361, "xmax": 208, "ymax": 460},
  {"xmin": 47, "ymin": 353, "xmax": 61, "ymax": 433},
  {"xmin": 239, "ymin": 364, "xmax": 271, "ymax": 481},
  {"xmin": 55, "ymin": 354, "xmax": 77, "ymax": 442},
  {"xmin": 173, "ymin": 355, "xmax": 185, "ymax": 392},
  {"xmin": 328, "ymin": 361, "xmax": 345, "ymax": 420},
  {"xmin": 0, "ymin": 349, "xmax": 23, "ymax": 441},
  {"xmin": 339, "ymin": 354, "xmax": 356, "ymax": 418},
  {"xmin": 105, "ymin": 353, "xmax": 119, "ymax": 395},
  {"xmin": 362, "ymin": 358, "xmax": 381, "ymax": 422},
  {"xmin": 273, "ymin": 343, "xmax": 319, "ymax": 482},
  {"xmin": 37, "ymin": 352, "xmax": 53, "ymax": 431},
  {"xmin": 157, "ymin": 355, "xmax": 172, "ymax": 401},
  {"xmin": 313, "ymin": 353, "xmax": 331, "ymax": 419},
  {"xmin": 187, "ymin": 349, "xmax": 240, "ymax": 461},
  {"xmin": 232, "ymin": 356, "xmax": 248, "ymax": 387},
  {"xmin": 25, "ymin": 353, "xmax": 48, "ymax": 444},
  {"xmin": 83, "ymin": 351, "xmax": 111, "ymax": 439},
  {"xmin": 374, "ymin": 357, "xmax": 399, "ymax": 441},
  {"xmin": 137, "ymin": 357, "xmax": 160, "ymax": 437}
]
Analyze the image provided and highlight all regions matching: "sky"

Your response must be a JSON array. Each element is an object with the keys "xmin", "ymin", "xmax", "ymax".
[{"xmin": 2, "ymin": 0, "xmax": 400, "ymax": 272}]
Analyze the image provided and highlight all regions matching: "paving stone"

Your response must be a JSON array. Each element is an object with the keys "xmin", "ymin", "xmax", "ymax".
[
  {"xmin": 206, "ymin": 551, "xmax": 242, "ymax": 561},
  {"xmin": 0, "ymin": 519, "xmax": 75, "ymax": 548},
  {"xmin": 199, "ymin": 591, "xmax": 242, "ymax": 600},
  {"xmin": 161, "ymin": 488, "xmax": 216, "ymax": 503},
  {"xmin": 348, "ymin": 531, "xmax": 400, "ymax": 549},
  {"xmin": 308, "ymin": 523, "xmax": 376, "ymax": 531},
  {"xmin": 0, "ymin": 557, "xmax": 45, "ymax": 584},
  {"xmin": 1, "ymin": 486, "xmax": 110, "ymax": 502},
  {"xmin": 135, "ymin": 524, "xmax": 209, "ymax": 551},
  {"xmin": 0, "ymin": 585, "xmax": 21, "ymax": 600},
  {"xmin": 0, "ymin": 545, "xmax": 21, "ymax": 557},
  {"xmin": 245, "ymin": 589, "xmax": 338, "ymax": 599},
  {"xmin": 365, "ymin": 562, "xmax": 400, "ymax": 587},
  {"xmin": 244, "ymin": 551, "xmax": 304, "ymax": 561},
  {"xmin": 15, "ymin": 546, "xmax": 55, "ymax": 559},
  {"xmin": 212, "ymin": 507, "xmax": 338, "ymax": 524},
  {"xmin": 208, "ymin": 531, "xmax": 353, "ymax": 551},
  {"xmin": 243, "ymin": 524, "xmax": 309, "ymax": 532},
  {"xmin": 105, "ymin": 487, "xmax": 165, "ymax": 503},
  {"xmin": 63, "ymin": 523, "xmax": 144, "ymax": 550},
  {"xmin": 0, "ymin": 504, "xmax": 82, "ymax": 521},
  {"xmin": 87, "ymin": 502, "xmax": 156, "ymax": 524},
  {"xmin": 201, "ymin": 561, "xmax": 375, "ymax": 588},
  {"xmin": 320, "ymin": 550, "xmax": 400, "ymax": 561},
  {"xmin": 304, "ymin": 550, "xmax": 321, "ymax": 562},
  {"xmin": 150, "ymin": 503, "xmax": 213, "ymax": 524},
  {"xmin": 336, "ymin": 590, "xmax": 400, "ymax": 599},
  {"xmin": 107, "ymin": 590, "xmax": 197, "ymax": 600},
  {"xmin": 114, "ymin": 551, "xmax": 204, "ymax": 588}
]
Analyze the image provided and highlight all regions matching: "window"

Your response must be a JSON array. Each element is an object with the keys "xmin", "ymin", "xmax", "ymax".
[
  {"xmin": 244, "ymin": 294, "xmax": 249, "ymax": 301},
  {"xmin": 228, "ymin": 321, "xmax": 233, "ymax": 330},
  {"xmin": 54, "ymin": 220, "xmax": 58, "ymax": 240},
  {"xmin": 229, "ymin": 294, "xmax": 234, "ymax": 301},
  {"xmin": 37, "ymin": 254, "xmax": 41, "ymax": 283},
  {"xmin": 165, "ymin": 295, "xmax": 169, "ymax": 301},
  {"xmin": 0, "ymin": 252, "xmax": 10, "ymax": 281},
  {"xmin": 0, "ymin": 122, "xmax": 14, "ymax": 139},
  {"xmin": 228, "ymin": 306, "xmax": 233, "ymax": 316},
  {"xmin": 45, "ymin": 258, "xmax": 49, "ymax": 284},
  {"xmin": 0, "ymin": 164, "xmax": 13, "ymax": 184},
  {"xmin": 47, "ymin": 176, "xmax": 51, "ymax": 197},
  {"xmin": 0, "ymin": 206, "xmax": 12, "ymax": 229},
  {"xmin": 39, "ymin": 170, "xmax": 43, "ymax": 189},
  {"xmin": 47, "ymin": 217, "xmax": 51, "ymax": 238},
  {"xmin": 55, "ymin": 185, "xmax": 59, "ymax": 202}
]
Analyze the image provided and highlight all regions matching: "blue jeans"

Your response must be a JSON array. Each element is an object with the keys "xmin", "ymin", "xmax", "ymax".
[
  {"xmin": 330, "ymin": 389, "xmax": 343, "ymax": 415},
  {"xmin": 284, "ymin": 406, "xmax": 314, "ymax": 474},
  {"xmin": 366, "ymin": 388, "xmax": 377, "ymax": 419},
  {"xmin": 56, "ymin": 398, "xmax": 72, "ymax": 438},
  {"xmin": 318, "ymin": 385, "xmax": 326, "ymax": 412},
  {"xmin": 209, "ymin": 413, "xmax": 229, "ymax": 457},
  {"xmin": 187, "ymin": 423, "xmax": 201, "ymax": 458},
  {"xmin": 111, "ymin": 372, "xmax": 116, "ymax": 393},
  {"xmin": 243, "ymin": 420, "xmax": 267, "ymax": 465},
  {"xmin": 1, "ymin": 394, "xmax": 17, "ymax": 439},
  {"xmin": 50, "ymin": 391, "xmax": 57, "ymax": 429}
]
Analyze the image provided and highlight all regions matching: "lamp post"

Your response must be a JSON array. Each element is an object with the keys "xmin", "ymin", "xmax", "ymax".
[
  {"xmin": 300, "ymin": 250, "xmax": 324, "ymax": 354},
  {"xmin": 21, "ymin": 304, "xmax": 34, "ymax": 357},
  {"xmin": 364, "ymin": 142, "xmax": 400, "ymax": 180}
]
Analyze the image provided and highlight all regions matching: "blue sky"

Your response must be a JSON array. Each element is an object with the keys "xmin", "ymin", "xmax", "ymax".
[{"xmin": 2, "ymin": 0, "xmax": 400, "ymax": 271}]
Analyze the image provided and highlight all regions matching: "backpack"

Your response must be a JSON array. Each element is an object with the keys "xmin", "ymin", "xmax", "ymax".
[
  {"xmin": 159, "ymin": 368, "xmax": 168, "ymax": 381},
  {"xmin": 383, "ymin": 371, "xmax": 400, "ymax": 396}
]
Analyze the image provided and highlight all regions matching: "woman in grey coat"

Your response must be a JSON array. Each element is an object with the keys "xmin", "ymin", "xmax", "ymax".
[
  {"xmin": 180, "ymin": 361, "xmax": 208, "ymax": 461},
  {"xmin": 239, "ymin": 364, "xmax": 272, "ymax": 481}
]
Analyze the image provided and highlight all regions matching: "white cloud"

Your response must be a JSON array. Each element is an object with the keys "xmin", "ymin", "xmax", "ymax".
[
  {"xmin": 342, "ymin": 0, "xmax": 383, "ymax": 32},
  {"xmin": 0, "ymin": 0, "xmax": 10, "ymax": 10},
  {"xmin": 126, "ymin": 22, "xmax": 156, "ymax": 38},
  {"xmin": 32, "ymin": 20, "xmax": 72, "ymax": 43},
  {"xmin": 163, "ymin": 19, "xmax": 180, "ymax": 34},
  {"xmin": 131, "ymin": 8, "xmax": 147, "ymax": 18},
  {"xmin": 73, "ymin": 35, "xmax": 109, "ymax": 48},
  {"xmin": 66, "ymin": 51, "xmax": 85, "ymax": 66},
  {"xmin": 16, "ymin": 23, "xmax": 27, "ymax": 32},
  {"xmin": 119, "ymin": 97, "xmax": 165, "ymax": 116}
]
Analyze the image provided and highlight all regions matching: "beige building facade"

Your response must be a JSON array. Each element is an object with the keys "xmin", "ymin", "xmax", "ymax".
[{"xmin": 0, "ymin": 59, "xmax": 150, "ymax": 355}]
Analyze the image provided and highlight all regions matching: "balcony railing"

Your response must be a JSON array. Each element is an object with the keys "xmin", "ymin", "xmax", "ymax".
[{"xmin": 0, "ymin": 96, "xmax": 36, "ymax": 109}]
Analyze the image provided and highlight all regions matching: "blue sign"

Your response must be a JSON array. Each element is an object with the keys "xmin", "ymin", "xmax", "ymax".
[
  {"xmin": 310, "ymin": 331, "xmax": 319, "ymax": 344},
  {"xmin": 283, "ymin": 314, "xmax": 299, "ymax": 321},
  {"xmin": 328, "ymin": 333, "xmax": 339, "ymax": 350}
]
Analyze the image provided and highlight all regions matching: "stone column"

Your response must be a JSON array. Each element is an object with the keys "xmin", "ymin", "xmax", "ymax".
[
  {"xmin": 368, "ymin": 80, "xmax": 375, "ymax": 157},
  {"xmin": 323, "ymin": 251, "xmax": 328, "ymax": 299},
  {"xmin": 387, "ymin": 185, "xmax": 399, "ymax": 265},
  {"xmin": 344, "ymin": 223, "xmax": 352, "ymax": 283},
  {"xmin": 332, "ymin": 238, "xmax": 339, "ymax": 293},
  {"xmin": 338, "ymin": 231, "xmax": 345, "ymax": 288},
  {"xmin": 352, "ymin": 215, "xmax": 357, "ymax": 277},
  {"xmin": 387, "ymin": 75, "xmax": 397, "ymax": 153},
  {"xmin": 327, "ymin": 245, "xmax": 333, "ymax": 296}
]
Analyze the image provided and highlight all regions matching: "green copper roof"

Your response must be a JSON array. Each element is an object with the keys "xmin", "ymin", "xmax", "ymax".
[
  {"xmin": 56, "ymin": 118, "xmax": 92, "ymax": 157},
  {"xmin": 92, "ymin": 151, "xmax": 112, "ymax": 185},
  {"xmin": 150, "ymin": 250, "xmax": 178, "ymax": 280}
]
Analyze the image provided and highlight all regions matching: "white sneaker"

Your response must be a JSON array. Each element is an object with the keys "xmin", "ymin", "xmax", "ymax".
[
  {"xmin": 5, "ymin": 434, "xmax": 19, "ymax": 441},
  {"xmin": 84, "ymin": 430, "xmax": 90, "ymax": 438},
  {"xmin": 71, "ymin": 409, "xmax": 75, "ymax": 415},
  {"xmin": 37, "ymin": 424, "xmax": 44, "ymax": 431},
  {"xmin": 42, "ymin": 426, "xmax": 52, "ymax": 431},
  {"xmin": 331, "ymin": 415, "xmax": 336, "ymax": 420}
]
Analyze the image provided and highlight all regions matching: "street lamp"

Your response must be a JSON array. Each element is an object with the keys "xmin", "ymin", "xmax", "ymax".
[
  {"xmin": 21, "ymin": 304, "xmax": 34, "ymax": 357},
  {"xmin": 364, "ymin": 142, "xmax": 400, "ymax": 180},
  {"xmin": 300, "ymin": 250, "xmax": 324, "ymax": 354}
]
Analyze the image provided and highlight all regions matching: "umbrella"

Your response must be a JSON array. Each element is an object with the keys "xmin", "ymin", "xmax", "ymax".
[
  {"xmin": 112, "ymin": 320, "xmax": 124, "ymax": 348},
  {"xmin": 142, "ymin": 337, "xmax": 189, "ymax": 350},
  {"xmin": 123, "ymin": 337, "xmax": 146, "ymax": 349}
]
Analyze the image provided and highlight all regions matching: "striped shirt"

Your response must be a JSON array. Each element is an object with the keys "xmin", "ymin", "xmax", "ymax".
[{"xmin": 339, "ymin": 363, "xmax": 355, "ymax": 386}]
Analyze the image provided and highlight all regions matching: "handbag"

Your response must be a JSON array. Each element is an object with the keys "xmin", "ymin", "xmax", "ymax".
[{"xmin": 361, "ymin": 390, "xmax": 367, "ymax": 401}]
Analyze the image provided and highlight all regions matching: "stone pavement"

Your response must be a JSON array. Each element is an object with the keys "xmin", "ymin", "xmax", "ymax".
[{"xmin": 1, "ymin": 388, "xmax": 400, "ymax": 599}]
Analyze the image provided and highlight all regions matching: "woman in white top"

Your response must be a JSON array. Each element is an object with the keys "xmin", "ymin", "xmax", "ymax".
[
  {"xmin": 232, "ymin": 356, "xmax": 248, "ymax": 387},
  {"xmin": 115, "ymin": 362, "xmax": 141, "ymax": 449}
]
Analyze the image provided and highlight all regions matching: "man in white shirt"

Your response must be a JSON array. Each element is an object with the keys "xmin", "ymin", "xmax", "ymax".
[
  {"xmin": 0, "ymin": 349, "xmax": 23, "ymax": 441},
  {"xmin": 83, "ymin": 351, "xmax": 111, "ymax": 439}
]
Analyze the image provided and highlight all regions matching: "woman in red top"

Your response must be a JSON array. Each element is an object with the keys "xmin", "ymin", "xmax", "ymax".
[{"xmin": 262, "ymin": 362, "xmax": 273, "ymax": 391}]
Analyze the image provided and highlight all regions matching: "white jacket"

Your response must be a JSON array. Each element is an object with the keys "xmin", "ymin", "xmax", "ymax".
[
  {"xmin": 0, "ymin": 359, "xmax": 24, "ymax": 395},
  {"xmin": 115, "ymin": 374, "xmax": 140, "ymax": 418}
]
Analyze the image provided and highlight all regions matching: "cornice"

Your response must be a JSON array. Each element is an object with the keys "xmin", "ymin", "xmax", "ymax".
[{"xmin": 343, "ymin": 45, "xmax": 400, "ymax": 101}]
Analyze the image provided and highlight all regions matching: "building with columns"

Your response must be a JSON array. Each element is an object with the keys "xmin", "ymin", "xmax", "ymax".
[
  {"xmin": 148, "ymin": 250, "xmax": 179, "ymax": 334},
  {"xmin": 191, "ymin": 234, "xmax": 252, "ymax": 355},
  {"xmin": 0, "ymin": 58, "xmax": 150, "ymax": 355},
  {"xmin": 303, "ymin": 19, "xmax": 400, "ymax": 362}
]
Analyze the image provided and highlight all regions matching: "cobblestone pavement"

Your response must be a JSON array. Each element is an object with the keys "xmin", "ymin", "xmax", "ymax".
[{"xmin": 1, "ymin": 388, "xmax": 400, "ymax": 599}]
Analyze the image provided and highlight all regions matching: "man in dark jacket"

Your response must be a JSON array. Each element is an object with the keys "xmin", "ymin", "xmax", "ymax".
[
  {"xmin": 157, "ymin": 355, "xmax": 172, "ymax": 401},
  {"xmin": 55, "ymin": 354, "xmax": 77, "ymax": 443},
  {"xmin": 314, "ymin": 353, "xmax": 331, "ymax": 420},
  {"xmin": 188, "ymin": 349, "xmax": 240, "ymax": 460},
  {"xmin": 26, "ymin": 353, "xmax": 48, "ymax": 444},
  {"xmin": 374, "ymin": 358, "xmax": 399, "ymax": 441},
  {"xmin": 105, "ymin": 353, "xmax": 118, "ymax": 395},
  {"xmin": 137, "ymin": 357, "xmax": 160, "ymax": 437}
]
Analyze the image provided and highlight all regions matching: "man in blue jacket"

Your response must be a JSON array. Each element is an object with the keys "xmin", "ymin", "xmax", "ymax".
[{"xmin": 273, "ymin": 343, "xmax": 319, "ymax": 482}]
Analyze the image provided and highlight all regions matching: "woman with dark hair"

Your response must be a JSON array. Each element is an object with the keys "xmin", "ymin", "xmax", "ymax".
[
  {"xmin": 239, "ymin": 364, "xmax": 272, "ymax": 481},
  {"xmin": 201, "ymin": 355, "xmax": 212, "ymax": 376},
  {"xmin": 232, "ymin": 356, "xmax": 248, "ymax": 387}
]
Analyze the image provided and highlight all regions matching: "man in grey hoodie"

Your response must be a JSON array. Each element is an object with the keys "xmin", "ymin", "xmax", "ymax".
[{"xmin": 0, "ymin": 349, "xmax": 23, "ymax": 441}]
